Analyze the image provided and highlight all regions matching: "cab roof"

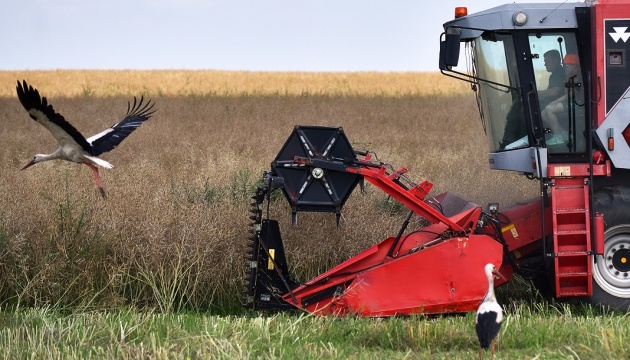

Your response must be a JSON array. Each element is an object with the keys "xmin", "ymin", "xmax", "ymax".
[{"xmin": 443, "ymin": 2, "xmax": 590, "ymax": 40}]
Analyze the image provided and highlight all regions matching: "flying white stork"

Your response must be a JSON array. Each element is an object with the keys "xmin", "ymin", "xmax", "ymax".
[
  {"xmin": 16, "ymin": 80, "xmax": 156, "ymax": 198},
  {"xmin": 475, "ymin": 263, "xmax": 506, "ymax": 360}
]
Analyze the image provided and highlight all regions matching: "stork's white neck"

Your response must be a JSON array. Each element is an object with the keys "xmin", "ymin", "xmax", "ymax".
[
  {"xmin": 484, "ymin": 268, "xmax": 497, "ymax": 302},
  {"xmin": 33, "ymin": 150, "xmax": 64, "ymax": 164}
]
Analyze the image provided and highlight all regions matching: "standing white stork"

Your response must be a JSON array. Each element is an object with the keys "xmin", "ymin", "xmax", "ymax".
[
  {"xmin": 16, "ymin": 80, "xmax": 156, "ymax": 198},
  {"xmin": 475, "ymin": 263, "xmax": 506, "ymax": 360}
]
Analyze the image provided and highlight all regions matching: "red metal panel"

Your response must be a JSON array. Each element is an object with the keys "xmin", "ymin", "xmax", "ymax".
[
  {"xmin": 594, "ymin": 212, "xmax": 605, "ymax": 255},
  {"xmin": 292, "ymin": 234, "xmax": 504, "ymax": 317},
  {"xmin": 346, "ymin": 165, "xmax": 465, "ymax": 231},
  {"xmin": 489, "ymin": 198, "xmax": 552, "ymax": 255},
  {"xmin": 547, "ymin": 163, "xmax": 612, "ymax": 177},
  {"xmin": 592, "ymin": 0, "xmax": 630, "ymax": 126}
]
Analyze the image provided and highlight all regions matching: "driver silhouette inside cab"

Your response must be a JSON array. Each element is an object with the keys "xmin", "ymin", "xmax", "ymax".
[
  {"xmin": 541, "ymin": 53, "xmax": 582, "ymax": 146},
  {"xmin": 537, "ymin": 50, "xmax": 565, "ymax": 108},
  {"xmin": 501, "ymin": 50, "xmax": 564, "ymax": 150}
]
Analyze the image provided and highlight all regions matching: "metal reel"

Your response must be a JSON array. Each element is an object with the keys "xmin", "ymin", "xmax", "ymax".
[{"xmin": 271, "ymin": 126, "xmax": 361, "ymax": 223}]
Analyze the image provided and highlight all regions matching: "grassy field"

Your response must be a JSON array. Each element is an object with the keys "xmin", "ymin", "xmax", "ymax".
[
  {"xmin": 0, "ymin": 70, "xmax": 613, "ymax": 358},
  {"xmin": 0, "ymin": 300, "xmax": 628, "ymax": 359}
]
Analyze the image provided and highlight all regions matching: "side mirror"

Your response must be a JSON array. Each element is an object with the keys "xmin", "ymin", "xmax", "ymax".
[{"xmin": 439, "ymin": 30, "xmax": 461, "ymax": 70}]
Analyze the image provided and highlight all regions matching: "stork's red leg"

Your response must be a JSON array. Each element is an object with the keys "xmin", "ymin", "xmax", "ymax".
[
  {"xmin": 478, "ymin": 346, "xmax": 483, "ymax": 360},
  {"xmin": 85, "ymin": 163, "xmax": 106, "ymax": 198}
]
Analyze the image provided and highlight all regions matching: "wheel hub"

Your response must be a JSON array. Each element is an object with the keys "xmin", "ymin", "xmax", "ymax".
[{"xmin": 612, "ymin": 248, "xmax": 630, "ymax": 272}]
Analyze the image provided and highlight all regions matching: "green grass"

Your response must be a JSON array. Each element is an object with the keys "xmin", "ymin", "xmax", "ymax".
[{"xmin": 0, "ymin": 301, "xmax": 627, "ymax": 359}]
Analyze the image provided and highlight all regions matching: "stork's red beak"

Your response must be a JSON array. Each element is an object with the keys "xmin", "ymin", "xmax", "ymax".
[
  {"xmin": 21, "ymin": 159, "xmax": 35, "ymax": 171},
  {"xmin": 492, "ymin": 268, "xmax": 507, "ymax": 281}
]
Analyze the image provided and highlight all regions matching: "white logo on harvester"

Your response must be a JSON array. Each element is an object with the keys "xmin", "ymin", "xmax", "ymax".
[{"xmin": 610, "ymin": 27, "xmax": 630, "ymax": 42}]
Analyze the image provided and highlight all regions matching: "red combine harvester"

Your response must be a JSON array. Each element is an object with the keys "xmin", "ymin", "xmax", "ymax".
[{"xmin": 243, "ymin": 0, "xmax": 630, "ymax": 316}]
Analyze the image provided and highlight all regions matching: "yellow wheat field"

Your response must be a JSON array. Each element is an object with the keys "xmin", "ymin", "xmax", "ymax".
[
  {"xmin": 0, "ymin": 70, "xmax": 470, "ymax": 98},
  {"xmin": 0, "ymin": 71, "xmax": 537, "ymax": 310}
]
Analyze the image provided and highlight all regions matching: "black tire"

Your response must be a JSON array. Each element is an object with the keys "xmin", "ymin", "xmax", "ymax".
[{"xmin": 591, "ymin": 186, "xmax": 630, "ymax": 311}]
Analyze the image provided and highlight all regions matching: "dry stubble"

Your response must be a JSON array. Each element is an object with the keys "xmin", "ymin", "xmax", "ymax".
[{"xmin": 0, "ymin": 71, "xmax": 537, "ymax": 311}]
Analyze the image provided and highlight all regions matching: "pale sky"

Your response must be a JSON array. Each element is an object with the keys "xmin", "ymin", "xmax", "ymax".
[{"xmin": 2, "ymin": 0, "xmax": 568, "ymax": 72}]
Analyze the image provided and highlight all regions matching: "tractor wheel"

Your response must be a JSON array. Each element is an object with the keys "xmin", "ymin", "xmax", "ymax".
[{"xmin": 591, "ymin": 186, "xmax": 630, "ymax": 311}]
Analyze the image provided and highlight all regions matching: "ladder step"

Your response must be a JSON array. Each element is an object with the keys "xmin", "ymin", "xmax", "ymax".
[
  {"xmin": 554, "ymin": 184, "xmax": 585, "ymax": 189},
  {"xmin": 555, "ymin": 253, "xmax": 590, "ymax": 275},
  {"xmin": 556, "ymin": 268, "xmax": 590, "ymax": 275},
  {"xmin": 556, "ymin": 271, "xmax": 590, "ymax": 277},
  {"xmin": 555, "ymin": 208, "xmax": 587, "ymax": 214},
  {"xmin": 556, "ymin": 275, "xmax": 592, "ymax": 297},
  {"xmin": 556, "ymin": 229, "xmax": 588, "ymax": 234},
  {"xmin": 556, "ymin": 232, "xmax": 590, "ymax": 252},
  {"xmin": 558, "ymin": 290, "xmax": 590, "ymax": 297}
]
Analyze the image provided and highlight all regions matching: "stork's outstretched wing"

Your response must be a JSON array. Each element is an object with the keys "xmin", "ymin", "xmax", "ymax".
[
  {"xmin": 16, "ymin": 80, "xmax": 92, "ymax": 153},
  {"xmin": 87, "ymin": 96, "xmax": 156, "ymax": 156}
]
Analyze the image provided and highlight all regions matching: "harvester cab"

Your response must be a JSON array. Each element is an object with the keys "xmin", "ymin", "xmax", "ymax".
[
  {"xmin": 439, "ymin": 2, "xmax": 595, "ymax": 176},
  {"xmin": 243, "ymin": 1, "xmax": 630, "ymax": 317}
]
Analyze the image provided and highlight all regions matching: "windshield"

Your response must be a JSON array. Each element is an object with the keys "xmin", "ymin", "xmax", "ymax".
[
  {"xmin": 529, "ymin": 32, "xmax": 586, "ymax": 154},
  {"xmin": 473, "ymin": 31, "xmax": 586, "ymax": 154},
  {"xmin": 473, "ymin": 33, "xmax": 525, "ymax": 152}
]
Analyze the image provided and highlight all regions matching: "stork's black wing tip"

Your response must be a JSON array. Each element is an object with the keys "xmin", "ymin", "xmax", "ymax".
[
  {"xmin": 16, "ymin": 79, "xmax": 36, "ymax": 98},
  {"xmin": 125, "ymin": 95, "xmax": 157, "ymax": 119},
  {"xmin": 16, "ymin": 80, "xmax": 25, "ymax": 94},
  {"xmin": 17, "ymin": 79, "xmax": 30, "ymax": 90}
]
